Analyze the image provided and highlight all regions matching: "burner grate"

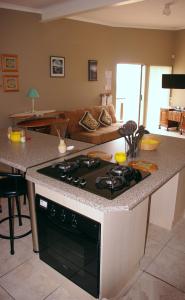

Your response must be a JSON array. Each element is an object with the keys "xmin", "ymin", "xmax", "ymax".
[{"xmin": 96, "ymin": 175, "xmax": 128, "ymax": 191}]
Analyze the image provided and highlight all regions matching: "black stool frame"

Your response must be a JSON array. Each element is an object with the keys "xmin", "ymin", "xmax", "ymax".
[{"xmin": 0, "ymin": 173, "xmax": 31, "ymax": 255}]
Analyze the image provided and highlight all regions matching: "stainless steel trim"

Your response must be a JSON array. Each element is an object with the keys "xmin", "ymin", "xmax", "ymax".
[{"xmin": 27, "ymin": 180, "xmax": 39, "ymax": 252}]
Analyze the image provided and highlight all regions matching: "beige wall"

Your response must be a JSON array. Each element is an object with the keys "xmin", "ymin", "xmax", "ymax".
[
  {"xmin": 172, "ymin": 30, "xmax": 185, "ymax": 107},
  {"xmin": 0, "ymin": 8, "xmax": 174, "ymax": 128}
]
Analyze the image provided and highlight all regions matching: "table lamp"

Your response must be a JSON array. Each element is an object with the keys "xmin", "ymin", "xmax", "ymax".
[{"xmin": 27, "ymin": 88, "xmax": 39, "ymax": 113}]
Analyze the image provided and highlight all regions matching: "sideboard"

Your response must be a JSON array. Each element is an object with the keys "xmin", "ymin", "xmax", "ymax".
[{"xmin": 159, "ymin": 108, "xmax": 185, "ymax": 134}]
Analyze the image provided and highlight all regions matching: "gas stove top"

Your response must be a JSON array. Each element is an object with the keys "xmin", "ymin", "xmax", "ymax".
[{"xmin": 37, "ymin": 155, "xmax": 150, "ymax": 200}]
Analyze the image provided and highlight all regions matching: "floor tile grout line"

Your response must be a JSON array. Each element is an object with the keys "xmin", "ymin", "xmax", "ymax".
[
  {"xmin": 139, "ymin": 238, "xmax": 171, "ymax": 271},
  {"xmin": 143, "ymin": 225, "xmax": 185, "ymax": 272},
  {"xmin": 0, "ymin": 255, "xmax": 34, "ymax": 279},
  {"xmin": 114, "ymin": 270, "xmax": 145, "ymax": 300},
  {"xmin": 141, "ymin": 227, "xmax": 180, "ymax": 272},
  {"xmin": 0, "ymin": 283, "xmax": 16, "ymax": 299},
  {"xmin": 42, "ymin": 284, "xmax": 64, "ymax": 300},
  {"xmin": 144, "ymin": 270, "xmax": 185, "ymax": 295},
  {"xmin": 164, "ymin": 243, "xmax": 185, "ymax": 256}
]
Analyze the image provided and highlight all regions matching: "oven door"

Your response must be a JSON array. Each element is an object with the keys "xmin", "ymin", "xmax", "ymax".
[{"xmin": 35, "ymin": 194, "xmax": 101, "ymax": 298}]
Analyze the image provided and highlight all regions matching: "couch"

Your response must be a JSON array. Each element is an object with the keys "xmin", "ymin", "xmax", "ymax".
[{"xmin": 61, "ymin": 104, "xmax": 122, "ymax": 144}]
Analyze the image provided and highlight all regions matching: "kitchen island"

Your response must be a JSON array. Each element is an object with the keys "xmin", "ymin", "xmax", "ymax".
[
  {"xmin": 26, "ymin": 135, "xmax": 185, "ymax": 300},
  {"xmin": 0, "ymin": 128, "xmax": 93, "ymax": 255}
]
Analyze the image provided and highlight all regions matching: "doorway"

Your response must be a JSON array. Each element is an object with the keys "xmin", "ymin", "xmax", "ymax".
[
  {"xmin": 146, "ymin": 66, "xmax": 172, "ymax": 132},
  {"xmin": 116, "ymin": 63, "xmax": 146, "ymax": 125}
]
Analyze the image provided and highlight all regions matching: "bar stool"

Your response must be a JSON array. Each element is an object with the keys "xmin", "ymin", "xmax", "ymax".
[{"xmin": 0, "ymin": 173, "xmax": 31, "ymax": 255}]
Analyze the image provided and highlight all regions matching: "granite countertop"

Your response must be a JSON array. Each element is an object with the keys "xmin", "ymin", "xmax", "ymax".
[
  {"xmin": 0, "ymin": 129, "xmax": 93, "ymax": 172},
  {"xmin": 26, "ymin": 135, "xmax": 185, "ymax": 212}
]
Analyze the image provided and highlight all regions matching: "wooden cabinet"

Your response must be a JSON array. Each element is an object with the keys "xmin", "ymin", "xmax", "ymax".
[
  {"xmin": 159, "ymin": 108, "xmax": 181, "ymax": 131},
  {"xmin": 179, "ymin": 112, "xmax": 185, "ymax": 134},
  {"xmin": 159, "ymin": 108, "xmax": 168, "ymax": 128},
  {"xmin": 168, "ymin": 111, "xmax": 181, "ymax": 122}
]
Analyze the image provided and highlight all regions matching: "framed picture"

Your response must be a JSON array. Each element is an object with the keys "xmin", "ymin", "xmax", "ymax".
[
  {"xmin": 3, "ymin": 75, "xmax": 19, "ymax": 92},
  {"xmin": 88, "ymin": 60, "xmax": 98, "ymax": 81},
  {"xmin": 50, "ymin": 56, "xmax": 65, "ymax": 77},
  {"xmin": 1, "ymin": 54, "xmax": 18, "ymax": 72}
]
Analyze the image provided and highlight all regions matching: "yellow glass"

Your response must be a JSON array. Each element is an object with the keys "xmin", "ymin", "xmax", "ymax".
[
  {"xmin": 114, "ymin": 152, "xmax": 127, "ymax": 164},
  {"xmin": 10, "ymin": 131, "xmax": 21, "ymax": 142}
]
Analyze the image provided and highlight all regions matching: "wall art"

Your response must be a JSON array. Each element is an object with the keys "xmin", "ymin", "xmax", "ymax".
[
  {"xmin": 50, "ymin": 56, "xmax": 65, "ymax": 77},
  {"xmin": 88, "ymin": 60, "xmax": 98, "ymax": 81},
  {"xmin": 3, "ymin": 75, "xmax": 19, "ymax": 92},
  {"xmin": 1, "ymin": 54, "xmax": 18, "ymax": 72}
]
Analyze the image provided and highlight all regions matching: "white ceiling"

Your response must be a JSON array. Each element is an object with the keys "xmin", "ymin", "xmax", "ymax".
[{"xmin": 0, "ymin": 0, "xmax": 185, "ymax": 30}]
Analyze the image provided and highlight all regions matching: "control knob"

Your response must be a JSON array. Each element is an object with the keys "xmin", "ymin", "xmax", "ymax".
[
  {"xmin": 79, "ymin": 178, "xmax": 87, "ymax": 187},
  {"xmin": 73, "ymin": 177, "xmax": 80, "ymax": 185},
  {"xmin": 50, "ymin": 206, "xmax": 56, "ymax": 217},
  {"xmin": 60, "ymin": 209, "xmax": 66, "ymax": 222},
  {"xmin": 60, "ymin": 173, "xmax": 66, "ymax": 180},
  {"xmin": 66, "ymin": 175, "xmax": 73, "ymax": 182}
]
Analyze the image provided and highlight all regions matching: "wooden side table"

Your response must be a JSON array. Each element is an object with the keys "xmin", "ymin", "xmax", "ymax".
[
  {"xmin": 17, "ymin": 117, "xmax": 69, "ymax": 136},
  {"xmin": 8, "ymin": 110, "xmax": 65, "ymax": 126},
  {"xmin": 17, "ymin": 117, "xmax": 57, "ymax": 134}
]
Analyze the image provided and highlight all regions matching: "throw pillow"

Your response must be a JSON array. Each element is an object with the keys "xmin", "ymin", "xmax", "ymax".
[
  {"xmin": 99, "ymin": 108, "xmax": 112, "ymax": 126},
  {"xmin": 79, "ymin": 111, "xmax": 99, "ymax": 131}
]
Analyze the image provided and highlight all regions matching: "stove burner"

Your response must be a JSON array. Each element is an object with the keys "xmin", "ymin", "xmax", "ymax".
[
  {"xmin": 77, "ymin": 157, "xmax": 100, "ymax": 168},
  {"xmin": 96, "ymin": 175, "xmax": 127, "ymax": 191},
  {"xmin": 110, "ymin": 165, "xmax": 134, "ymax": 177},
  {"xmin": 55, "ymin": 161, "xmax": 79, "ymax": 173},
  {"xmin": 54, "ymin": 156, "xmax": 100, "ymax": 174}
]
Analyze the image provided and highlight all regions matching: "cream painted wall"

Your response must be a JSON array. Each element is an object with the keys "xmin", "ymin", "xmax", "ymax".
[
  {"xmin": 172, "ymin": 30, "xmax": 185, "ymax": 107},
  {"xmin": 0, "ymin": 8, "xmax": 174, "ymax": 128}
]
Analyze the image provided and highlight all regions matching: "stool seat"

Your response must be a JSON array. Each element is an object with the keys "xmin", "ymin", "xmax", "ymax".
[
  {"xmin": 0, "ymin": 175, "xmax": 27, "ymax": 197},
  {"xmin": 0, "ymin": 172, "xmax": 31, "ymax": 255}
]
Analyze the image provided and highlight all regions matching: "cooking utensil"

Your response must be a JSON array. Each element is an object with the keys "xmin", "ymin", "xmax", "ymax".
[{"xmin": 125, "ymin": 120, "xmax": 137, "ymax": 144}]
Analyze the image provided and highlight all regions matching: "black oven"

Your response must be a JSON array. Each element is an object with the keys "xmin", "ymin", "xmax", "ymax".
[{"xmin": 35, "ymin": 194, "xmax": 101, "ymax": 298}]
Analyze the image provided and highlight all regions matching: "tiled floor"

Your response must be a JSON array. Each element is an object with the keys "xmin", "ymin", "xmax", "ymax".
[
  {"xmin": 149, "ymin": 125, "xmax": 185, "ymax": 139},
  {"xmin": 1, "ymin": 197, "xmax": 185, "ymax": 300},
  {"xmin": 1, "ymin": 129, "xmax": 185, "ymax": 300}
]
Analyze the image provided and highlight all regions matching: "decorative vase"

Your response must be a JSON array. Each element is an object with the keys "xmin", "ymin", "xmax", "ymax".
[{"xmin": 58, "ymin": 139, "xmax": 67, "ymax": 154}]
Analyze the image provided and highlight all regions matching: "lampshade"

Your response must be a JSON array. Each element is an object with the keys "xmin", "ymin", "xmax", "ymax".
[
  {"xmin": 26, "ymin": 88, "xmax": 39, "ymax": 113},
  {"xmin": 162, "ymin": 74, "xmax": 185, "ymax": 89},
  {"xmin": 27, "ymin": 88, "xmax": 39, "ymax": 98}
]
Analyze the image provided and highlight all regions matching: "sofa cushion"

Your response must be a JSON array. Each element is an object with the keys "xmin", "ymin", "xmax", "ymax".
[
  {"xmin": 98, "ymin": 108, "xmax": 112, "ymax": 126},
  {"xmin": 92, "ymin": 104, "xmax": 116, "ymax": 123},
  {"xmin": 79, "ymin": 111, "xmax": 100, "ymax": 131},
  {"xmin": 71, "ymin": 122, "xmax": 122, "ymax": 144},
  {"xmin": 63, "ymin": 104, "xmax": 117, "ymax": 136}
]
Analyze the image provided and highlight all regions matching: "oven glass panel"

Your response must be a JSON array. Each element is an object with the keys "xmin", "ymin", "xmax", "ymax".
[{"xmin": 36, "ymin": 195, "xmax": 101, "ymax": 298}]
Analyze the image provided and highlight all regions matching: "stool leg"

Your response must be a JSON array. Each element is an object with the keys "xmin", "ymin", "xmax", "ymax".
[
  {"xmin": 0, "ymin": 199, "xmax": 2, "ymax": 213},
  {"xmin": 23, "ymin": 194, "xmax": 27, "ymax": 205},
  {"xmin": 15, "ymin": 196, "xmax": 22, "ymax": 226},
  {"xmin": 8, "ymin": 197, "xmax": 15, "ymax": 255}
]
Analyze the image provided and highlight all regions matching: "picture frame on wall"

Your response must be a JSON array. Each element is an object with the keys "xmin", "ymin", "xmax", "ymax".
[
  {"xmin": 88, "ymin": 60, "xmax": 98, "ymax": 81},
  {"xmin": 1, "ymin": 54, "xmax": 18, "ymax": 72},
  {"xmin": 50, "ymin": 56, "xmax": 65, "ymax": 77},
  {"xmin": 3, "ymin": 75, "xmax": 19, "ymax": 92}
]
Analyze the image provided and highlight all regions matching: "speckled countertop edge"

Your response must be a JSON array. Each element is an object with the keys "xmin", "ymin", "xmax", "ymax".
[{"xmin": 26, "ymin": 135, "xmax": 185, "ymax": 212}]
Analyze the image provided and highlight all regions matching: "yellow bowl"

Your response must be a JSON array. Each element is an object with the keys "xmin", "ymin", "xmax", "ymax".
[{"xmin": 140, "ymin": 138, "xmax": 160, "ymax": 150}]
